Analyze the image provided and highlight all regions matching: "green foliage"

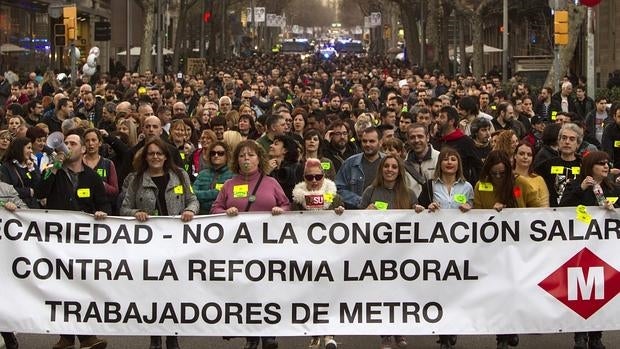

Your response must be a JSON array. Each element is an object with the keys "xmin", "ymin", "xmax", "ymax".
[{"xmin": 596, "ymin": 87, "xmax": 620, "ymax": 103}]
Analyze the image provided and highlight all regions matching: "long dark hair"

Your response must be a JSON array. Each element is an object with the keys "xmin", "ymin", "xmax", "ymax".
[
  {"xmin": 480, "ymin": 150, "xmax": 517, "ymax": 208},
  {"xmin": 3, "ymin": 137, "xmax": 31, "ymax": 164},
  {"xmin": 133, "ymin": 137, "xmax": 188, "ymax": 190}
]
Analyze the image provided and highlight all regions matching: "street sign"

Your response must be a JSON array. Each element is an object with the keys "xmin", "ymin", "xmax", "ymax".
[
  {"xmin": 94, "ymin": 22, "xmax": 111, "ymax": 41},
  {"xmin": 246, "ymin": 7, "xmax": 266, "ymax": 22},
  {"xmin": 370, "ymin": 12, "xmax": 381, "ymax": 27}
]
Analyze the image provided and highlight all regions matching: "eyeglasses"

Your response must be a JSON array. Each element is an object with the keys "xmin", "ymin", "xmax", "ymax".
[
  {"xmin": 490, "ymin": 171, "xmax": 506, "ymax": 178},
  {"xmin": 595, "ymin": 161, "xmax": 609, "ymax": 166},
  {"xmin": 147, "ymin": 151, "xmax": 164, "ymax": 157},
  {"xmin": 210, "ymin": 150, "xmax": 226, "ymax": 157},
  {"xmin": 331, "ymin": 132, "xmax": 346, "ymax": 137},
  {"xmin": 304, "ymin": 174, "xmax": 324, "ymax": 181}
]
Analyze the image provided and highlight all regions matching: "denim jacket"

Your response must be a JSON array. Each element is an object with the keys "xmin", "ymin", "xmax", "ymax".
[{"xmin": 335, "ymin": 152, "xmax": 384, "ymax": 209}]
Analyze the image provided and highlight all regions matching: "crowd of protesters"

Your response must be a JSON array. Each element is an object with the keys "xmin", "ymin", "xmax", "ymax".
[{"xmin": 0, "ymin": 53, "xmax": 618, "ymax": 349}]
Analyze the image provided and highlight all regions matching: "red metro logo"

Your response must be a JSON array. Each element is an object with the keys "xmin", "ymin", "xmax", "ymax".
[{"xmin": 538, "ymin": 248, "xmax": 620, "ymax": 319}]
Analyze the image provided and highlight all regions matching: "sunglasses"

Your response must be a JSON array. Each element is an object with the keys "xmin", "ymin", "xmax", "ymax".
[
  {"xmin": 595, "ymin": 161, "xmax": 609, "ymax": 166},
  {"xmin": 210, "ymin": 150, "xmax": 226, "ymax": 157},
  {"xmin": 304, "ymin": 174, "xmax": 324, "ymax": 181}
]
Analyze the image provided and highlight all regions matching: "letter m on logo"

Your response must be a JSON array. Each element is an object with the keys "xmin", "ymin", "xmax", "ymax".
[
  {"xmin": 539, "ymin": 248, "xmax": 620, "ymax": 319},
  {"xmin": 567, "ymin": 267, "xmax": 604, "ymax": 301}
]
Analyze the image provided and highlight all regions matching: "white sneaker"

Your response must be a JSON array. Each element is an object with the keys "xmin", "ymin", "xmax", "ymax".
[{"xmin": 324, "ymin": 336, "xmax": 337, "ymax": 349}]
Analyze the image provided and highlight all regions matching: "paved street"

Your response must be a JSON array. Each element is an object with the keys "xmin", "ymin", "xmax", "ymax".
[{"xmin": 4, "ymin": 332, "xmax": 620, "ymax": 349}]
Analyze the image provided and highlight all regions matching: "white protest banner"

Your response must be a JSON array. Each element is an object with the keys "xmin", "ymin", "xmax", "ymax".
[{"xmin": 1, "ymin": 208, "xmax": 620, "ymax": 336}]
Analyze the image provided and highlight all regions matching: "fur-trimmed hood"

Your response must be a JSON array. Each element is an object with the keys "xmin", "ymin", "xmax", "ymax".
[{"xmin": 292, "ymin": 178, "xmax": 338, "ymax": 211}]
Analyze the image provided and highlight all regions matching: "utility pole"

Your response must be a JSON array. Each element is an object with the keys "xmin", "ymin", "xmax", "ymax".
[
  {"xmin": 156, "ymin": 0, "xmax": 164, "ymax": 74},
  {"xmin": 586, "ymin": 6, "xmax": 594, "ymax": 97},
  {"xmin": 126, "ymin": 0, "xmax": 131, "ymax": 70},
  {"xmin": 502, "ymin": 0, "xmax": 508, "ymax": 84},
  {"xmin": 200, "ymin": 0, "xmax": 206, "ymax": 58}
]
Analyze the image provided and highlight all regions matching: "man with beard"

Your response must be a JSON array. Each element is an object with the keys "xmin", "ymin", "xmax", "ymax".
[
  {"xmin": 104, "ymin": 84, "xmax": 118, "ymax": 103},
  {"xmin": 41, "ymin": 97, "xmax": 73, "ymax": 133},
  {"xmin": 434, "ymin": 106, "xmax": 482, "ymax": 185},
  {"xmin": 181, "ymin": 85, "xmax": 198, "ymax": 116},
  {"xmin": 535, "ymin": 87, "xmax": 553, "ymax": 121},
  {"xmin": 492, "ymin": 102, "xmax": 526, "ymax": 139},
  {"xmin": 75, "ymin": 91, "xmax": 102, "ymax": 127},
  {"xmin": 335, "ymin": 126, "xmax": 384, "ymax": 209},
  {"xmin": 322, "ymin": 120, "xmax": 360, "ymax": 173},
  {"xmin": 25, "ymin": 98, "xmax": 44, "ymax": 127},
  {"xmin": 470, "ymin": 117, "xmax": 493, "ymax": 163}
]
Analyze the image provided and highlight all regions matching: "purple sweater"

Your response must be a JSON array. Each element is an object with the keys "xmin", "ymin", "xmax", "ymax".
[{"xmin": 211, "ymin": 170, "xmax": 290, "ymax": 213}]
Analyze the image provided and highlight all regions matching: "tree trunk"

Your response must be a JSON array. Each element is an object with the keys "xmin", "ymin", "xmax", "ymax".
[
  {"xmin": 139, "ymin": 0, "xmax": 156, "ymax": 74},
  {"xmin": 438, "ymin": 1, "xmax": 453, "ymax": 73},
  {"xmin": 427, "ymin": 0, "xmax": 440, "ymax": 67},
  {"xmin": 171, "ymin": 0, "xmax": 187, "ymax": 74},
  {"xmin": 471, "ymin": 11, "xmax": 484, "ymax": 78},
  {"xmin": 544, "ymin": 3, "xmax": 587, "ymax": 88},
  {"xmin": 458, "ymin": 15, "xmax": 466, "ymax": 74},
  {"xmin": 399, "ymin": 2, "xmax": 420, "ymax": 66}
]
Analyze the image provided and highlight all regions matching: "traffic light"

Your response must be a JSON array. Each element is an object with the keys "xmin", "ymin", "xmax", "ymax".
[
  {"xmin": 554, "ymin": 10, "xmax": 569, "ymax": 45},
  {"xmin": 54, "ymin": 24, "xmax": 66, "ymax": 46},
  {"xmin": 94, "ymin": 22, "xmax": 111, "ymax": 41}
]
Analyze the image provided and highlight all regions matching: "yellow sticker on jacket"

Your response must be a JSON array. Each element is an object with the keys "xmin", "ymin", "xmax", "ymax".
[
  {"xmin": 479, "ymin": 182, "xmax": 494, "ymax": 191},
  {"xmin": 321, "ymin": 162, "xmax": 331, "ymax": 170},
  {"xmin": 551, "ymin": 166, "xmax": 564, "ymax": 174},
  {"xmin": 454, "ymin": 194, "xmax": 467, "ymax": 204},
  {"xmin": 374, "ymin": 201, "xmax": 389, "ymax": 210},
  {"xmin": 77, "ymin": 188, "xmax": 91, "ymax": 198},
  {"xmin": 174, "ymin": 185, "xmax": 184, "ymax": 194},
  {"xmin": 608, "ymin": 197, "xmax": 618, "ymax": 204},
  {"xmin": 551, "ymin": 111, "xmax": 558, "ymax": 120},
  {"xmin": 215, "ymin": 183, "xmax": 224, "ymax": 191},
  {"xmin": 571, "ymin": 167, "xmax": 581, "ymax": 175},
  {"xmin": 233, "ymin": 184, "xmax": 248, "ymax": 198},
  {"xmin": 324, "ymin": 192, "xmax": 334, "ymax": 203},
  {"xmin": 180, "ymin": 152, "xmax": 186, "ymax": 160},
  {"xmin": 615, "ymin": 141, "xmax": 620, "ymax": 148}
]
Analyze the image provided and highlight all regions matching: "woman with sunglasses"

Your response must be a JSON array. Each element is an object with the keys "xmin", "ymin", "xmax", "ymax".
[
  {"xmin": 192, "ymin": 141, "xmax": 234, "ymax": 215},
  {"xmin": 291, "ymin": 158, "xmax": 343, "ymax": 349},
  {"xmin": 474, "ymin": 150, "xmax": 539, "ymax": 211},
  {"xmin": 473, "ymin": 150, "xmax": 541, "ymax": 349},
  {"xmin": 559, "ymin": 150, "xmax": 615, "ymax": 349},
  {"xmin": 560, "ymin": 151, "xmax": 619, "ymax": 209}
]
